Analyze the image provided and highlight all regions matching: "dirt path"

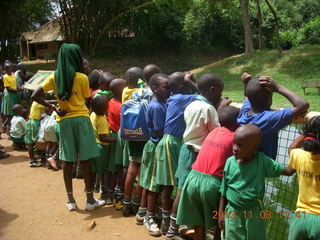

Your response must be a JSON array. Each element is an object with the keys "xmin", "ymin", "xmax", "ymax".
[{"xmin": 0, "ymin": 138, "xmax": 158, "ymax": 240}]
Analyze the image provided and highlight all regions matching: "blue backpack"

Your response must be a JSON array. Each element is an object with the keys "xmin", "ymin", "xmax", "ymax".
[{"xmin": 120, "ymin": 88, "xmax": 153, "ymax": 141}]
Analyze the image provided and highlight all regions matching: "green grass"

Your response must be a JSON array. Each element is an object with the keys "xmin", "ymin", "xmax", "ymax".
[
  {"xmin": 26, "ymin": 49, "xmax": 235, "ymax": 78},
  {"xmin": 193, "ymin": 44, "xmax": 320, "ymax": 112}
]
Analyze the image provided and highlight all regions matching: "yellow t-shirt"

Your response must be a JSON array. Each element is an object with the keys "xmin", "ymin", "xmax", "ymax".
[
  {"xmin": 289, "ymin": 148, "xmax": 320, "ymax": 214},
  {"xmin": 122, "ymin": 87, "xmax": 138, "ymax": 103},
  {"xmin": 41, "ymin": 72, "xmax": 90, "ymax": 120},
  {"xmin": 90, "ymin": 112, "xmax": 110, "ymax": 145},
  {"xmin": 29, "ymin": 102, "xmax": 45, "ymax": 120},
  {"xmin": 3, "ymin": 74, "xmax": 17, "ymax": 90}
]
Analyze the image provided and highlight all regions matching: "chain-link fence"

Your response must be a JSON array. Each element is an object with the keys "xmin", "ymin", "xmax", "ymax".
[{"xmin": 265, "ymin": 123, "xmax": 303, "ymax": 240}]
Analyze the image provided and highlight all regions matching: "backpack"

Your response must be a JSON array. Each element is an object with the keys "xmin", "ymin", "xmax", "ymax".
[{"xmin": 120, "ymin": 88, "xmax": 153, "ymax": 141}]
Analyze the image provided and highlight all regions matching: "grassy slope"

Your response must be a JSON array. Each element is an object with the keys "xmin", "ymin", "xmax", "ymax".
[{"xmin": 192, "ymin": 44, "xmax": 320, "ymax": 112}]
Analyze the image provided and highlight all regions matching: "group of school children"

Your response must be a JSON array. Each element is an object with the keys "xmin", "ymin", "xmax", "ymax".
[{"xmin": 1, "ymin": 42, "xmax": 320, "ymax": 240}]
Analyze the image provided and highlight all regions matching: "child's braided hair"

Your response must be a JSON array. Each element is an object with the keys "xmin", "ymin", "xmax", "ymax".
[{"xmin": 302, "ymin": 116, "xmax": 320, "ymax": 153}]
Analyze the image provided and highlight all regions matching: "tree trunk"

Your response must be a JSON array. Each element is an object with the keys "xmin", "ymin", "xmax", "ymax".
[
  {"xmin": 255, "ymin": 0, "xmax": 265, "ymax": 49},
  {"xmin": 265, "ymin": 0, "xmax": 282, "ymax": 54},
  {"xmin": 240, "ymin": 0, "xmax": 255, "ymax": 56}
]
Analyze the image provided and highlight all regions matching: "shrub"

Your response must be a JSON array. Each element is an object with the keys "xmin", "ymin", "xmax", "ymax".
[
  {"xmin": 303, "ymin": 16, "xmax": 320, "ymax": 44},
  {"xmin": 279, "ymin": 29, "xmax": 303, "ymax": 47}
]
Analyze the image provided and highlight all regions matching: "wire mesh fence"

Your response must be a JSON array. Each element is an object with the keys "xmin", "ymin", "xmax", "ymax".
[{"xmin": 264, "ymin": 123, "xmax": 302, "ymax": 240}]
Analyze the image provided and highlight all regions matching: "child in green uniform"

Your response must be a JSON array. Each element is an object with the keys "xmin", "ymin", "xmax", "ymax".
[
  {"xmin": 92, "ymin": 72, "xmax": 115, "ymax": 192},
  {"xmin": 138, "ymin": 73, "xmax": 170, "ymax": 236},
  {"xmin": 106, "ymin": 78, "xmax": 127, "ymax": 208},
  {"xmin": 24, "ymin": 101, "xmax": 45, "ymax": 167},
  {"xmin": 90, "ymin": 95, "xmax": 117, "ymax": 197},
  {"xmin": 168, "ymin": 73, "xmax": 229, "ymax": 239},
  {"xmin": 177, "ymin": 106, "xmax": 239, "ymax": 240},
  {"xmin": 288, "ymin": 116, "xmax": 320, "ymax": 240},
  {"xmin": 219, "ymin": 124, "xmax": 295, "ymax": 240},
  {"xmin": 122, "ymin": 67, "xmax": 146, "ymax": 216},
  {"xmin": 135, "ymin": 64, "xmax": 162, "ymax": 224},
  {"xmin": 31, "ymin": 43, "xmax": 103, "ymax": 212},
  {"xmin": 154, "ymin": 72, "xmax": 198, "ymax": 235},
  {"xmin": 9, "ymin": 104, "xmax": 26, "ymax": 150},
  {"xmin": 2, "ymin": 61, "xmax": 22, "ymax": 132}
]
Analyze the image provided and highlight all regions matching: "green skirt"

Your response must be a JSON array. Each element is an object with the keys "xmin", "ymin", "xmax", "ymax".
[
  {"xmin": 224, "ymin": 203, "xmax": 267, "ymax": 240},
  {"xmin": 2, "ymin": 91, "xmax": 18, "ymax": 116},
  {"xmin": 175, "ymin": 144, "xmax": 198, "ymax": 189},
  {"xmin": 59, "ymin": 116, "xmax": 99, "ymax": 162},
  {"xmin": 140, "ymin": 140, "xmax": 160, "ymax": 192},
  {"xmin": 115, "ymin": 131, "xmax": 130, "ymax": 167},
  {"xmin": 24, "ymin": 119, "xmax": 40, "ymax": 145},
  {"xmin": 177, "ymin": 169, "xmax": 221, "ymax": 228},
  {"xmin": 155, "ymin": 134, "xmax": 182, "ymax": 186},
  {"xmin": 91, "ymin": 143, "xmax": 109, "ymax": 176},
  {"xmin": 107, "ymin": 130, "xmax": 120, "ymax": 173},
  {"xmin": 289, "ymin": 212, "xmax": 320, "ymax": 240}
]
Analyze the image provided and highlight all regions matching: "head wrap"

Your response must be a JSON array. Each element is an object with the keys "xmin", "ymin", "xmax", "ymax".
[{"xmin": 54, "ymin": 43, "xmax": 83, "ymax": 100}]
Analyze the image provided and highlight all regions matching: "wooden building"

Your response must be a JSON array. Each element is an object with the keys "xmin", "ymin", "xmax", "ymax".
[{"xmin": 19, "ymin": 19, "xmax": 64, "ymax": 59}]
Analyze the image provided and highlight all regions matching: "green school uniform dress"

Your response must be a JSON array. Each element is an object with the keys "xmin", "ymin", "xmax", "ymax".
[{"xmin": 220, "ymin": 152, "xmax": 285, "ymax": 240}]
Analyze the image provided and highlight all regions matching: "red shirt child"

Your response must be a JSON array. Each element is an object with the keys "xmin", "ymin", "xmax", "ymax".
[
  {"xmin": 192, "ymin": 127, "xmax": 234, "ymax": 179},
  {"xmin": 108, "ymin": 97, "xmax": 122, "ymax": 133}
]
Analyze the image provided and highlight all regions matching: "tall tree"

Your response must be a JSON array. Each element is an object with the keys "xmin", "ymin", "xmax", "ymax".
[
  {"xmin": 265, "ymin": 0, "xmax": 282, "ymax": 54},
  {"xmin": 255, "ymin": 0, "xmax": 265, "ymax": 49},
  {"xmin": 239, "ymin": 0, "xmax": 255, "ymax": 56}
]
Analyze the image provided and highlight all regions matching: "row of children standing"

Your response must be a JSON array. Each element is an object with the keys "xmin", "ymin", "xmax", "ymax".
[{"xmin": 5, "ymin": 42, "xmax": 319, "ymax": 240}]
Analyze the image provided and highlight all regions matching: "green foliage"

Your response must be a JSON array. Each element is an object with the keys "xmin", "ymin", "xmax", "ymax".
[
  {"xmin": 195, "ymin": 44, "xmax": 320, "ymax": 111},
  {"xmin": 0, "ymin": 0, "xmax": 53, "ymax": 61},
  {"xmin": 279, "ymin": 29, "xmax": 303, "ymax": 47},
  {"xmin": 302, "ymin": 16, "xmax": 320, "ymax": 44},
  {"xmin": 182, "ymin": 0, "xmax": 243, "ymax": 50}
]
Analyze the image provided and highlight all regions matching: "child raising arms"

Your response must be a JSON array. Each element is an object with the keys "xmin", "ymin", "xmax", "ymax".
[
  {"xmin": 288, "ymin": 116, "xmax": 320, "ymax": 240},
  {"xmin": 238, "ymin": 73, "xmax": 309, "ymax": 159},
  {"xmin": 219, "ymin": 124, "xmax": 295, "ymax": 240}
]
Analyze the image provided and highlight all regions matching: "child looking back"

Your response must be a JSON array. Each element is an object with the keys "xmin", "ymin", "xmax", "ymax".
[
  {"xmin": 219, "ymin": 124, "xmax": 295, "ymax": 240},
  {"xmin": 93, "ymin": 72, "xmax": 115, "ymax": 99},
  {"xmin": 177, "ymin": 106, "xmax": 239, "ymax": 240},
  {"xmin": 238, "ymin": 73, "xmax": 309, "ymax": 159},
  {"xmin": 288, "ymin": 116, "xmax": 320, "ymax": 240}
]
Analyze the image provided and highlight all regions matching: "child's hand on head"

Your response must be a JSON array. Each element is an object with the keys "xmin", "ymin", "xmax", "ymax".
[
  {"xmin": 184, "ymin": 72, "xmax": 195, "ymax": 82},
  {"xmin": 259, "ymin": 76, "xmax": 279, "ymax": 92},
  {"xmin": 241, "ymin": 72, "xmax": 251, "ymax": 83},
  {"xmin": 218, "ymin": 97, "xmax": 232, "ymax": 110}
]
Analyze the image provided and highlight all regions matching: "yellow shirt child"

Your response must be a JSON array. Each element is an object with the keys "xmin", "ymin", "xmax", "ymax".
[
  {"xmin": 3, "ymin": 74, "xmax": 17, "ymax": 90},
  {"xmin": 42, "ymin": 72, "xmax": 90, "ymax": 120},
  {"xmin": 90, "ymin": 112, "xmax": 110, "ymax": 146}
]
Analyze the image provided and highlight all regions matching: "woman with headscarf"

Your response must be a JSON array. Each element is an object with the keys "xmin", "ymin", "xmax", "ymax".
[{"xmin": 31, "ymin": 43, "xmax": 105, "ymax": 211}]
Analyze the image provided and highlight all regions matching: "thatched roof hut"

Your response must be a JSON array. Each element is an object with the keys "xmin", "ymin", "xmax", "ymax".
[{"xmin": 20, "ymin": 19, "xmax": 64, "ymax": 59}]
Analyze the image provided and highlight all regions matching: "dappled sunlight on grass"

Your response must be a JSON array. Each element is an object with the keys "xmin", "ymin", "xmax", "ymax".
[{"xmin": 194, "ymin": 44, "xmax": 320, "ymax": 111}]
